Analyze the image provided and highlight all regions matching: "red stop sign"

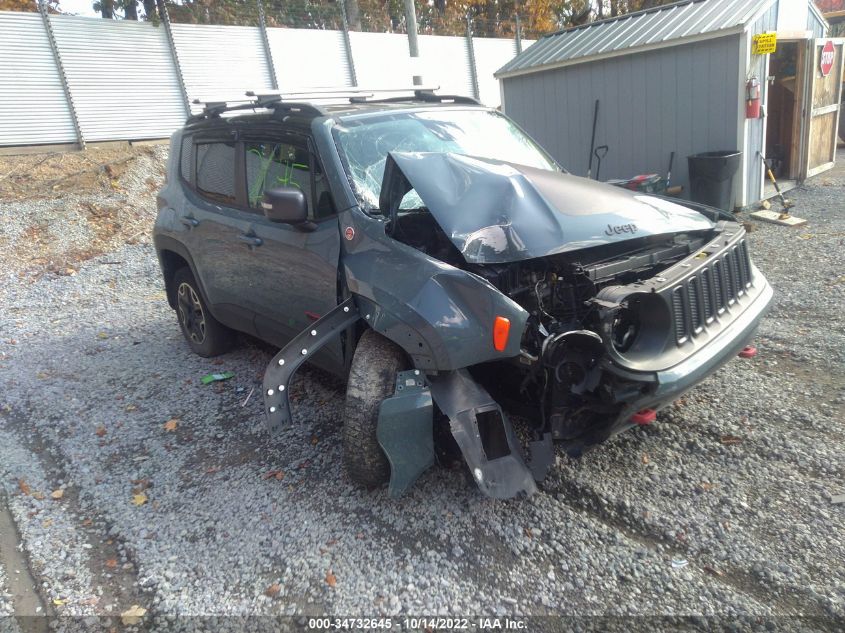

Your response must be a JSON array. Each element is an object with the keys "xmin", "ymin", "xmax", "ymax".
[{"xmin": 820, "ymin": 40, "xmax": 835, "ymax": 77}]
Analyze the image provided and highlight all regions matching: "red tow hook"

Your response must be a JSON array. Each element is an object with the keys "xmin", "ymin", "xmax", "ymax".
[
  {"xmin": 738, "ymin": 345, "xmax": 757, "ymax": 358},
  {"xmin": 631, "ymin": 409, "xmax": 657, "ymax": 425}
]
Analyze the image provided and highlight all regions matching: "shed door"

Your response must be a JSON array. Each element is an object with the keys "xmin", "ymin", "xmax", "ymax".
[{"xmin": 803, "ymin": 39, "xmax": 844, "ymax": 179}]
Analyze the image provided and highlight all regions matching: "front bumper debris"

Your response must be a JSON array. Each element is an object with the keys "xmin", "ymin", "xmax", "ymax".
[
  {"xmin": 376, "ymin": 370, "xmax": 435, "ymax": 498},
  {"xmin": 429, "ymin": 369, "xmax": 537, "ymax": 499},
  {"xmin": 263, "ymin": 297, "xmax": 360, "ymax": 436}
]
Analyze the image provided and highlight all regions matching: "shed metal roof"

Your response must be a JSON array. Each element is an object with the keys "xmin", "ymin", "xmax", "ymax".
[{"xmin": 497, "ymin": 0, "xmax": 774, "ymax": 78}]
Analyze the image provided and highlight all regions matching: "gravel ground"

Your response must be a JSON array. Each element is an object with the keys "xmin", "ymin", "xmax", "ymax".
[{"xmin": 0, "ymin": 149, "xmax": 843, "ymax": 631}]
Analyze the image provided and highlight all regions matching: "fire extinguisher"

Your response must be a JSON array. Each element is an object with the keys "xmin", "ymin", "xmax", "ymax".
[{"xmin": 745, "ymin": 76, "xmax": 761, "ymax": 119}]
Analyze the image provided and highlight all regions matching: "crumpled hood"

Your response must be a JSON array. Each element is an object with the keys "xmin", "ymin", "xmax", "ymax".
[{"xmin": 382, "ymin": 152, "xmax": 715, "ymax": 264}]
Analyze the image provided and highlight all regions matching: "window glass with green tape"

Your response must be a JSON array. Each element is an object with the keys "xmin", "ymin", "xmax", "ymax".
[{"xmin": 245, "ymin": 141, "xmax": 312, "ymax": 211}]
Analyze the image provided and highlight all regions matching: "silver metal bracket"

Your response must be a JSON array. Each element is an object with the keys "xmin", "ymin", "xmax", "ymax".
[{"xmin": 263, "ymin": 297, "xmax": 360, "ymax": 435}]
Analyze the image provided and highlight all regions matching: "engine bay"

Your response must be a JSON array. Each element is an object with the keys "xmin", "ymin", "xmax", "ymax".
[{"xmin": 387, "ymin": 205, "xmax": 722, "ymax": 449}]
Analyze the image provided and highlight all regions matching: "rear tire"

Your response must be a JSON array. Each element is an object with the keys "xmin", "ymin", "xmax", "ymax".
[
  {"xmin": 343, "ymin": 329, "xmax": 409, "ymax": 487},
  {"xmin": 173, "ymin": 267, "xmax": 235, "ymax": 358}
]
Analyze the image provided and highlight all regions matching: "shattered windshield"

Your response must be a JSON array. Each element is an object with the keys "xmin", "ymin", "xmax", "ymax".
[{"xmin": 332, "ymin": 109, "xmax": 559, "ymax": 211}]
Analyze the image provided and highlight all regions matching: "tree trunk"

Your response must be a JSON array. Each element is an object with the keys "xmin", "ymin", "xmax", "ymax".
[
  {"xmin": 124, "ymin": 0, "xmax": 138, "ymax": 20},
  {"xmin": 100, "ymin": 0, "xmax": 114, "ymax": 19},
  {"xmin": 142, "ymin": 0, "xmax": 155, "ymax": 19},
  {"xmin": 345, "ymin": 0, "xmax": 362, "ymax": 31}
]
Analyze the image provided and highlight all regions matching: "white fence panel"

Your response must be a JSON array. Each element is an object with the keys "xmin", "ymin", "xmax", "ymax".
[
  {"xmin": 0, "ymin": 11, "xmax": 76, "ymax": 146},
  {"xmin": 49, "ymin": 15, "xmax": 185, "ymax": 142},
  {"xmin": 473, "ymin": 37, "xmax": 517, "ymax": 107},
  {"xmin": 267, "ymin": 28, "xmax": 353, "ymax": 89},
  {"xmin": 171, "ymin": 24, "xmax": 275, "ymax": 111},
  {"xmin": 349, "ymin": 31, "xmax": 413, "ymax": 88},
  {"xmin": 417, "ymin": 34, "xmax": 474, "ymax": 97}
]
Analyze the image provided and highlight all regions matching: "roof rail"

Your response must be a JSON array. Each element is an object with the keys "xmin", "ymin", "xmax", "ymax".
[
  {"xmin": 186, "ymin": 93, "xmax": 327, "ymax": 124},
  {"xmin": 350, "ymin": 89, "xmax": 480, "ymax": 105},
  {"xmin": 186, "ymin": 86, "xmax": 480, "ymax": 124}
]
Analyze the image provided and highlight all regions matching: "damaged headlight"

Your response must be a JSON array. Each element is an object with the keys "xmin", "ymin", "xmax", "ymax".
[
  {"xmin": 608, "ymin": 294, "xmax": 671, "ymax": 359},
  {"xmin": 611, "ymin": 307, "xmax": 639, "ymax": 353}
]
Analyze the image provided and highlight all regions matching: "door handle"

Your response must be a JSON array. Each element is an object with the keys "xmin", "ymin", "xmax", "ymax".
[
  {"xmin": 237, "ymin": 233, "xmax": 263, "ymax": 247},
  {"xmin": 180, "ymin": 216, "xmax": 199, "ymax": 228}
]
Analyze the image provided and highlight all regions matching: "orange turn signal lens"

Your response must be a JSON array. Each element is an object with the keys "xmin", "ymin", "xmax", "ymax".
[{"xmin": 493, "ymin": 316, "xmax": 510, "ymax": 352}]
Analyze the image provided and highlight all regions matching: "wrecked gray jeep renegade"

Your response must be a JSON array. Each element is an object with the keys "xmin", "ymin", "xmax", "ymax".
[{"xmin": 154, "ymin": 90, "xmax": 773, "ymax": 499}]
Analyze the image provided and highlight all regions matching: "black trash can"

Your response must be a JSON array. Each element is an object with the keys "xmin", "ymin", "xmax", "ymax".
[{"xmin": 687, "ymin": 151, "xmax": 741, "ymax": 211}]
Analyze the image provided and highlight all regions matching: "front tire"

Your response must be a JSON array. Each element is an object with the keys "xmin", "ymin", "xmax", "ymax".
[
  {"xmin": 343, "ymin": 330, "xmax": 409, "ymax": 487},
  {"xmin": 173, "ymin": 267, "xmax": 234, "ymax": 358}
]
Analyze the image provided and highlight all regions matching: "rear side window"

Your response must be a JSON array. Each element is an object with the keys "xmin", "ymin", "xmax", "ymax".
[
  {"xmin": 179, "ymin": 135, "xmax": 194, "ymax": 185},
  {"xmin": 196, "ymin": 142, "xmax": 236, "ymax": 205}
]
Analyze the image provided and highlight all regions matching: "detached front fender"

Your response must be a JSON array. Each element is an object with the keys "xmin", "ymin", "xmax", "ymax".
[{"xmin": 343, "ymin": 236, "xmax": 528, "ymax": 370}]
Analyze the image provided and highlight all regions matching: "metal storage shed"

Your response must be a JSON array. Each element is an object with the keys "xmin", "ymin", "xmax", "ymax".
[{"xmin": 496, "ymin": 0, "xmax": 843, "ymax": 209}]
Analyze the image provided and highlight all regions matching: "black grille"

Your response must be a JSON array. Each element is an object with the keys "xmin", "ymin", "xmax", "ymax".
[
  {"xmin": 700, "ymin": 268, "xmax": 713, "ymax": 320},
  {"xmin": 688, "ymin": 277, "xmax": 702, "ymax": 331},
  {"xmin": 670, "ymin": 241, "xmax": 754, "ymax": 345},
  {"xmin": 737, "ymin": 241, "xmax": 751, "ymax": 290},
  {"xmin": 673, "ymin": 288, "xmax": 687, "ymax": 343},
  {"xmin": 724, "ymin": 251, "xmax": 736, "ymax": 303},
  {"xmin": 713, "ymin": 260, "xmax": 725, "ymax": 310}
]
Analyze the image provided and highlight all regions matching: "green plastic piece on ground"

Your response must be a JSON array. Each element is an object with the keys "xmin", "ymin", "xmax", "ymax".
[
  {"xmin": 377, "ymin": 370, "xmax": 434, "ymax": 498},
  {"xmin": 201, "ymin": 371, "xmax": 234, "ymax": 385}
]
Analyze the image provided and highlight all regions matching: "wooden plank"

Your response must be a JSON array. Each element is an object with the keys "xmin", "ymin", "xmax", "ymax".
[
  {"xmin": 807, "ymin": 160, "xmax": 835, "ymax": 178},
  {"xmin": 809, "ymin": 111, "xmax": 837, "ymax": 169},
  {"xmin": 811, "ymin": 103, "xmax": 840, "ymax": 116},
  {"xmin": 750, "ymin": 210, "xmax": 807, "ymax": 226}
]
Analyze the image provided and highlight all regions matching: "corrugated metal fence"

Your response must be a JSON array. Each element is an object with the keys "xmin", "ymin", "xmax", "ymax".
[{"xmin": 0, "ymin": 10, "xmax": 531, "ymax": 148}]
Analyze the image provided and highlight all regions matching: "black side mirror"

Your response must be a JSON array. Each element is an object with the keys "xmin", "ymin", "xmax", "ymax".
[{"xmin": 262, "ymin": 187, "xmax": 309, "ymax": 225}]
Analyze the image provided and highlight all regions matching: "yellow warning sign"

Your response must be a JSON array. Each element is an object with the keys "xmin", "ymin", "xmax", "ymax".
[{"xmin": 752, "ymin": 32, "xmax": 777, "ymax": 55}]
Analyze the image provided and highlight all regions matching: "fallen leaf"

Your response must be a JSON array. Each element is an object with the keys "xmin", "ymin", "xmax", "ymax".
[
  {"xmin": 703, "ymin": 565, "xmax": 724, "ymax": 577},
  {"xmin": 32, "ymin": 491, "xmax": 44, "ymax": 501},
  {"xmin": 275, "ymin": 471, "xmax": 284, "ymax": 480},
  {"xmin": 53, "ymin": 598, "xmax": 65, "ymax": 606},
  {"xmin": 264, "ymin": 583, "xmax": 281, "ymax": 598},
  {"xmin": 699, "ymin": 482, "xmax": 714, "ymax": 492},
  {"xmin": 42, "ymin": 519, "xmax": 53, "ymax": 528},
  {"xmin": 720, "ymin": 434, "xmax": 743, "ymax": 445},
  {"xmin": 325, "ymin": 571, "xmax": 337, "ymax": 587},
  {"xmin": 311, "ymin": 435, "xmax": 319, "ymax": 445},
  {"xmin": 326, "ymin": 538, "xmax": 338, "ymax": 546},
  {"xmin": 120, "ymin": 605, "xmax": 147, "ymax": 626},
  {"xmin": 106, "ymin": 559, "xmax": 118, "ymax": 568},
  {"xmin": 125, "ymin": 404, "xmax": 137, "ymax": 412},
  {"xmin": 82, "ymin": 518, "xmax": 93, "ymax": 527},
  {"xmin": 95, "ymin": 426, "xmax": 107, "ymax": 437},
  {"xmin": 132, "ymin": 493, "xmax": 148, "ymax": 506},
  {"xmin": 51, "ymin": 489, "xmax": 64, "ymax": 500},
  {"xmin": 18, "ymin": 479, "xmax": 30, "ymax": 496},
  {"xmin": 262, "ymin": 470, "xmax": 285, "ymax": 480},
  {"xmin": 642, "ymin": 453, "xmax": 650, "ymax": 465},
  {"xmin": 97, "ymin": 332, "xmax": 109, "ymax": 339},
  {"xmin": 523, "ymin": 527, "xmax": 533, "ymax": 538},
  {"xmin": 205, "ymin": 466, "xmax": 220, "ymax": 474},
  {"xmin": 163, "ymin": 418, "xmax": 178, "ymax": 432}
]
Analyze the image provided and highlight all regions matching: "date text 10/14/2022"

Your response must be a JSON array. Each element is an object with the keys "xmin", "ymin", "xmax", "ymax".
[{"xmin": 307, "ymin": 617, "xmax": 528, "ymax": 630}]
